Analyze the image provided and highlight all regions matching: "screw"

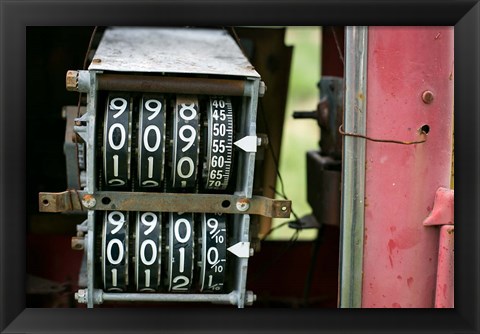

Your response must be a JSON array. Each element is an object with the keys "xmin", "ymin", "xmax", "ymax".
[
  {"xmin": 246, "ymin": 291, "xmax": 256, "ymax": 305},
  {"xmin": 71, "ymin": 237, "xmax": 84, "ymax": 250},
  {"xmin": 259, "ymin": 81, "xmax": 267, "ymax": 97},
  {"xmin": 236, "ymin": 199, "xmax": 250, "ymax": 212},
  {"xmin": 92, "ymin": 58, "xmax": 102, "ymax": 64},
  {"xmin": 256, "ymin": 134, "xmax": 269, "ymax": 148},
  {"xmin": 422, "ymin": 90, "xmax": 434, "ymax": 104},
  {"xmin": 75, "ymin": 289, "xmax": 87, "ymax": 303},
  {"xmin": 82, "ymin": 194, "xmax": 96, "ymax": 209}
]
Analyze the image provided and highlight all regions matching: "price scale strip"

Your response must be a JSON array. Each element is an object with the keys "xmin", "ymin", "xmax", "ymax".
[{"xmin": 101, "ymin": 94, "xmax": 233, "ymax": 293}]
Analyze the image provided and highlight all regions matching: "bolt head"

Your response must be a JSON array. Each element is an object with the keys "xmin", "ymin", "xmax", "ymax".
[
  {"xmin": 82, "ymin": 195, "xmax": 96, "ymax": 209},
  {"xmin": 422, "ymin": 90, "xmax": 434, "ymax": 104},
  {"xmin": 236, "ymin": 199, "xmax": 250, "ymax": 212},
  {"xmin": 246, "ymin": 291, "xmax": 256, "ymax": 305}
]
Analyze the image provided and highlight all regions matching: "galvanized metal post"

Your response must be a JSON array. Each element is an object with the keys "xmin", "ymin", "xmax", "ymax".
[{"xmin": 338, "ymin": 26, "xmax": 368, "ymax": 308}]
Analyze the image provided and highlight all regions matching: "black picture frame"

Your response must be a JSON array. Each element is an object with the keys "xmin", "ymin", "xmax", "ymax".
[{"xmin": 1, "ymin": 0, "xmax": 479, "ymax": 333}]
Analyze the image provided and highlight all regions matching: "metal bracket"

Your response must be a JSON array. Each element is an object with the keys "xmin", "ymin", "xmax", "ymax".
[
  {"xmin": 39, "ymin": 190, "xmax": 291, "ymax": 218},
  {"xmin": 422, "ymin": 187, "xmax": 454, "ymax": 227},
  {"xmin": 422, "ymin": 187, "xmax": 454, "ymax": 308}
]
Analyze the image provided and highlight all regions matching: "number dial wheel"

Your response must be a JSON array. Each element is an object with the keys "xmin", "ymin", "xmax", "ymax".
[
  {"xmin": 167, "ymin": 212, "xmax": 195, "ymax": 292},
  {"xmin": 102, "ymin": 211, "xmax": 129, "ymax": 291},
  {"xmin": 172, "ymin": 96, "xmax": 200, "ymax": 190},
  {"xmin": 135, "ymin": 212, "xmax": 162, "ymax": 292},
  {"xmin": 103, "ymin": 94, "xmax": 131, "ymax": 188},
  {"xmin": 200, "ymin": 213, "xmax": 227, "ymax": 292},
  {"xmin": 205, "ymin": 97, "xmax": 234, "ymax": 190},
  {"xmin": 138, "ymin": 95, "xmax": 166, "ymax": 189}
]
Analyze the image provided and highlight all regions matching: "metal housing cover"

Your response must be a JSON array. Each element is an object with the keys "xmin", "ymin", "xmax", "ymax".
[{"xmin": 89, "ymin": 27, "xmax": 260, "ymax": 77}]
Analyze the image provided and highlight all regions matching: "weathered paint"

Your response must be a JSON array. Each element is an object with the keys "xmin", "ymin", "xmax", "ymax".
[
  {"xmin": 362, "ymin": 27, "xmax": 453, "ymax": 308},
  {"xmin": 423, "ymin": 187, "xmax": 454, "ymax": 226},
  {"xmin": 422, "ymin": 187, "xmax": 454, "ymax": 307},
  {"xmin": 435, "ymin": 225, "xmax": 454, "ymax": 308}
]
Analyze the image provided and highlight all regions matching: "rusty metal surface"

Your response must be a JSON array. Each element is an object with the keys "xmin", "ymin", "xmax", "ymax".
[
  {"xmin": 89, "ymin": 27, "xmax": 260, "ymax": 78},
  {"xmin": 39, "ymin": 190, "xmax": 291, "ymax": 218},
  {"xmin": 318, "ymin": 77, "xmax": 344, "ymax": 159},
  {"xmin": 97, "ymin": 74, "xmax": 246, "ymax": 96}
]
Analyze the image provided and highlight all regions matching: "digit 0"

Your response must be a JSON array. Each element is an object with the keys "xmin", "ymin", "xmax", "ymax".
[{"xmin": 174, "ymin": 218, "xmax": 192, "ymax": 243}]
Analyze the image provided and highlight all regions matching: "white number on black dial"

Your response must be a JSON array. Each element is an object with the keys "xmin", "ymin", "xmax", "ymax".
[
  {"xmin": 172, "ymin": 96, "xmax": 200, "ymax": 189},
  {"xmin": 200, "ymin": 213, "xmax": 227, "ymax": 292},
  {"xmin": 168, "ymin": 212, "xmax": 194, "ymax": 292},
  {"xmin": 135, "ymin": 212, "xmax": 162, "ymax": 292},
  {"xmin": 102, "ymin": 211, "xmax": 129, "ymax": 291},
  {"xmin": 103, "ymin": 95, "xmax": 131, "ymax": 187},
  {"xmin": 205, "ymin": 97, "xmax": 233, "ymax": 190},
  {"xmin": 138, "ymin": 96, "xmax": 166, "ymax": 188}
]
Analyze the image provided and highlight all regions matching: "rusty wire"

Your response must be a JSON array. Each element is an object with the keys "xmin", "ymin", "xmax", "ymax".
[
  {"xmin": 339, "ymin": 124, "xmax": 428, "ymax": 145},
  {"xmin": 331, "ymin": 27, "xmax": 345, "ymax": 66}
]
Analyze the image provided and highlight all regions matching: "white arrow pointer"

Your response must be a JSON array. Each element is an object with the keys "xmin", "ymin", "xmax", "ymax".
[
  {"xmin": 227, "ymin": 242, "xmax": 251, "ymax": 258},
  {"xmin": 234, "ymin": 136, "xmax": 257, "ymax": 153}
]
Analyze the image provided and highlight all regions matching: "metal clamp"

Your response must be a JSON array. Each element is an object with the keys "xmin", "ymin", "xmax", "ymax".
[{"xmin": 39, "ymin": 190, "xmax": 291, "ymax": 218}]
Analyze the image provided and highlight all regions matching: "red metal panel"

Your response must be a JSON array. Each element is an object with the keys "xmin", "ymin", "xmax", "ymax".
[
  {"xmin": 423, "ymin": 187, "xmax": 454, "ymax": 226},
  {"xmin": 362, "ymin": 27, "xmax": 453, "ymax": 308},
  {"xmin": 435, "ymin": 225, "xmax": 454, "ymax": 308}
]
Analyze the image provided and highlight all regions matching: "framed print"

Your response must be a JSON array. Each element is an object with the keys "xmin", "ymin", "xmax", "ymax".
[{"xmin": 1, "ymin": 0, "xmax": 479, "ymax": 333}]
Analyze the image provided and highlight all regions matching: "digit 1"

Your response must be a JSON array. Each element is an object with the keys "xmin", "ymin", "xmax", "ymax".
[
  {"xmin": 147, "ymin": 156, "xmax": 154, "ymax": 178},
  {"xmin": 208, "ymin": 274, "xmax": 213, "ymax": 287},
  {"xmin": 179, "ymin": 247, "xmax": 185, "ymax": 273},
  {"xmin": 112, "ymin": 268, "xmax": 117, "ymax": 287},
  {"xmin": 145, "ymin": 269, "xmax": 151, "ymax": 287},
  {"xmin": 113, "ymin": 155, "xmax": 119, "ymax": 177}
]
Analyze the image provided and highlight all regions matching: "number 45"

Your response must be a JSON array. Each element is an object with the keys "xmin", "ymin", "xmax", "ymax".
[{"xmin": 212, "ymin": 109, "xmax": 226, "ymax": 121}]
